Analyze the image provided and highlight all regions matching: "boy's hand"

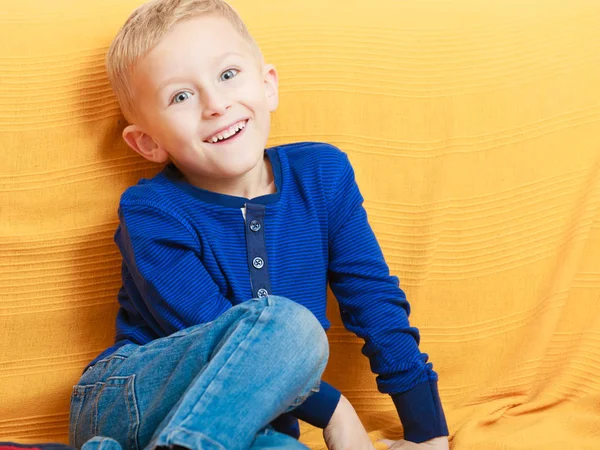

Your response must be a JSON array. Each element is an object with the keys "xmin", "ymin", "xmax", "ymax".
[
  {"xmin": 378, "ymin": 437, "xmax": 449, "ymax": 450},
  {"xmin": 323, "ymin": 394, "xmax": 375, "ymax": 450}
]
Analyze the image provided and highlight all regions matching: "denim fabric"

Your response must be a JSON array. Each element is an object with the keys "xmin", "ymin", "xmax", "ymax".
[
  {"xmin": 69, "ymin": 296, "xmax": 328, "ymax": 450},
  {"xmin": 79, "ymin": 429, "xmax": 304, "ymax": 450}
]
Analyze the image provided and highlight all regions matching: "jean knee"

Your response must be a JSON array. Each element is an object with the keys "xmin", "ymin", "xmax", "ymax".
[{"xmin": 264, "ymin": 296, "xmax": 329, "ymax": 367}]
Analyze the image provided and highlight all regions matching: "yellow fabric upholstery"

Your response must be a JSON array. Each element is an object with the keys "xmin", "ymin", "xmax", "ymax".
[{"xmin": 1, "ymin": 0, "xmax": 599, "ymax": 448}]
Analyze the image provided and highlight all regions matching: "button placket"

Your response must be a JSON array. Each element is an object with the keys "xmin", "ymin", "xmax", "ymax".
[{"xmin": 244, "ymin": 203, "xmax": 272, "ymax": 299}]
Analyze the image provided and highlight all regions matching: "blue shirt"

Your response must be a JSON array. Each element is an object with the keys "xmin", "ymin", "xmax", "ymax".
[{"xmin": 92, "ymin": 142, "xmax": 448, "ymax": 443}]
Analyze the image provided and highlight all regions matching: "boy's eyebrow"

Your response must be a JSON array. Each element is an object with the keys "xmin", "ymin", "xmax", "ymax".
[
  {"xmin": 156, "ymin": 77, "xmax": 191, "ymax": 96},
  {"xmin": 212, "ymin": 51, "xmax": 245, "ymax": 62},
  {"xmin": 155, "ymin": 52, "xmax": 245, "ymax": 95}
]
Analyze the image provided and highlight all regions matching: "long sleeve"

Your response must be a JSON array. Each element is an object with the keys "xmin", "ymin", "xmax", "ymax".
[
  {"xmin": 289, "ymin": 380, "xmax": 340, "ymax": 428},
  {"xmin": 116, "ymin": 200, "xmax": 233, "ymax": 338},
  {"xmin": 272, "ymin": 381, "xmax": 341, "ymax": 437},
  {"xmin": 326, "ymin": 151, "xmax": 448, "ymax": 442}
]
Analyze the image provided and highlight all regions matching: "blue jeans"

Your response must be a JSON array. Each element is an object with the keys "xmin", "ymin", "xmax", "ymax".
[{"xmin": 69, "ymin": 296, "xmax": 329, "ymax": 450}]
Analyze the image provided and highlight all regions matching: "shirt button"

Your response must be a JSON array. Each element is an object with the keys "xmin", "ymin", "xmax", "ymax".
[
  {"xmin": 249, "ymin": 220, "xmax": 261, "ymax": 232},
  {"xmin": 253, "ymin": 257, "xmax": 264, "ymax": 269},
  {"xmin": 257, "ymin": 288, "xmax": 269, "ymax": 298}
]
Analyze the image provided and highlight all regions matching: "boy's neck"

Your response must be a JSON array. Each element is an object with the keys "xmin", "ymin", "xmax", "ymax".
[{"xmin": 181, "ymin": 153, "xmax": 275, "ymax": 200}]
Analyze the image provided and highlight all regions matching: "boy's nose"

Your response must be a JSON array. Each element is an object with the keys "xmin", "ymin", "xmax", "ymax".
[{"xmin": 200, "ymin": 87, "xmax": 232, "ymax": 118}]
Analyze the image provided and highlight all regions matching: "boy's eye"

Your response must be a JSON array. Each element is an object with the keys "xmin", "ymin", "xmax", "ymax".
[
  {"xmin": 220, "ymin": 68, "xmax": 239, "ymax": 81},
  {"xmin": 172, "ymin": 91, "xmax": 191, "ymax": 104}
]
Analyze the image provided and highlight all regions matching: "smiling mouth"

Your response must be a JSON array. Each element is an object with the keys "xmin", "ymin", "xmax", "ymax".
[{"xmin": 204, "ymin": 119, "xmax": 249, "ymax": 144}]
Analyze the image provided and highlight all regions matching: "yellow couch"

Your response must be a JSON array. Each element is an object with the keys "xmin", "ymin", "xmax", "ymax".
[{"xmin": 1, "ymin": 0, "xmax": 599, "ymax": 449}]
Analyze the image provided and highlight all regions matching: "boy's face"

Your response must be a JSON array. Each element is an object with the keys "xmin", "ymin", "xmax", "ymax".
[{"xmin": 123, "ymin": 15, "xmax": 278, "ymax": 183}]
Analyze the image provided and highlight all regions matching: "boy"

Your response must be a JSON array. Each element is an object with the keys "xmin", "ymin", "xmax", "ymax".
[{"xmin": 69, "ymin": 1, "xmax": 450, "ymax": 449}]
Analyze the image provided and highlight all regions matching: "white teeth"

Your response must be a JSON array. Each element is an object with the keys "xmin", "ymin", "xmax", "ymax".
[{"xmin": 206, "ymin": 120, "xmax": 247, "ymax": 143}]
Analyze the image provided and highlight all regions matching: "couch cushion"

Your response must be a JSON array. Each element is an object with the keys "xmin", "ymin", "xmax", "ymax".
[{"xmin": 1, "ymin": 0, "xmax": 599, "ymax": 448}]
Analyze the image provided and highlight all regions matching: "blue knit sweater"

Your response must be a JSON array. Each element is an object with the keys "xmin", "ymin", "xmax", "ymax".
[{"xmin": 91, "ymin": 142, "xmax": 447, "ymax": 443}]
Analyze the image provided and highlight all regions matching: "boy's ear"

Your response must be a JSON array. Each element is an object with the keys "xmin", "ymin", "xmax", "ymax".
[
  {"xmin": 122, "ymin": 124, "xmax": 169, "ymax": 163},
  {"xmin": 263, "ymin": 63, "xmax": 279, "ymax": 112}
]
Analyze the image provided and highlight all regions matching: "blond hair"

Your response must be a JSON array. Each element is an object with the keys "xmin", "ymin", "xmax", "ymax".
[{"xmin": 106, "ymin": 0, "xmax": 262, "ymax": 122}]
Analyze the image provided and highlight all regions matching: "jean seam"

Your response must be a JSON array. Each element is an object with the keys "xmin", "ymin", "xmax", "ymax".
[
  {"xmin": 70, "ymin": 388, "xmax": 86, "ymax": 448},
  {"xmin": 88, "ymin": 376, "xmax": 137, "ymax": 447},
  {"xmin": 126, "ymin": 375, "xmax": 140, "ymax": 450},
  {"xmin": 92, "ymin": 383, "xmax": 104, "ymax": 436},
  {"xmin": 167, "ymin": 426, "xmax": 227, "ymax": 450},
  {"xmin": 93, "ymin": 355, "xmax": 127, "ymax": 365}
]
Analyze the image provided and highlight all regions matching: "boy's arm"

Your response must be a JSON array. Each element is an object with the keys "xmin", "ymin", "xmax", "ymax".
[
  {"xmin": 119, "ymin": 200, "xmax": 343, "ymax": 429},
  {"xmin": 116, "ymin": 201, "xmax": 234, "ymax": 335},
  {"xmin": 325, "ymin": 150, "xmax": 449, "ymax": 443}
]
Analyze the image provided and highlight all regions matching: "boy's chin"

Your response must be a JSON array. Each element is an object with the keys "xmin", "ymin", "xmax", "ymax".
[{"xmin": 226, "ymin": 154, "xmax": 267, "ymax": 176}]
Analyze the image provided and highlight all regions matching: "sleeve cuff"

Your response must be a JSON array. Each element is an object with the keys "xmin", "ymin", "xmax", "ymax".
[
  {"xmin": 391, "ymin": 379, "xmax": 449, "ymax": 443},
  {"xmin": 290, "ymin": 380, "xmax": 342, "ymax": 428}
]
